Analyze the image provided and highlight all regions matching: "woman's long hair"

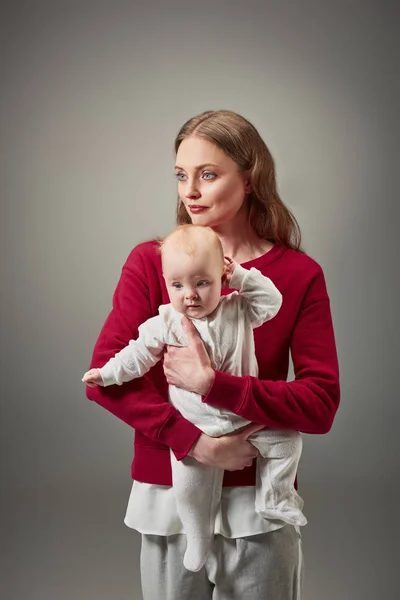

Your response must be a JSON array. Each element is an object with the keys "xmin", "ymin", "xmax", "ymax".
[{"xmin": 174, "ymin": 110, "xmax": 302, "ymax": 252}]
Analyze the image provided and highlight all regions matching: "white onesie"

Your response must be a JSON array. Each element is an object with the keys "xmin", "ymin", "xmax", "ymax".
[{"xmin": 99, "ymin": 265, "xmax": 306, "ymax": 572}]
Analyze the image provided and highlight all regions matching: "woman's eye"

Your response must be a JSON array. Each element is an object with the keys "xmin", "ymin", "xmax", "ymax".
[
  {"xmin": 202, "ymin": 172, "xmax": 216, "ymax": 181},
  {"xmin": 197, "ymin": 281, "xmax": 209, "ymax": 287},
  {"xmin": 174, "ymin": 172, "xmax": 187, "ymax": 181}
]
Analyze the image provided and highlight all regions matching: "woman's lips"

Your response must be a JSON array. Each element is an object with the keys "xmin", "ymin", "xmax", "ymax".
[{"xmin": 189, "ymin": 205, "xmax": 208, "ymax": 214}]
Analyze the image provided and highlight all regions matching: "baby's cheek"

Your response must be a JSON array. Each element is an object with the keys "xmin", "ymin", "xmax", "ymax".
[{"xmin": 170, "ymin": 298, "xmax": 181, "ymax": 312}]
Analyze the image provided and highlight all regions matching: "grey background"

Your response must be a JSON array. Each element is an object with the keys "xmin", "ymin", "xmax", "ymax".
[{"xmin": 1, "ymin": 0, "xmax": 398, "ymax": 598}]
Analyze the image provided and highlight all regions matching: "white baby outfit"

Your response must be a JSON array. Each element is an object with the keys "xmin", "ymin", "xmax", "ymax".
[{"xmin": 99, "ymin": 265, "xmax": 306, "ymax": 571}]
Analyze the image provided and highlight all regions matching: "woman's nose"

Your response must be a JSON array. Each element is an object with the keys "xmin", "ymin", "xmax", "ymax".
[{"xmin": 184, "ymin": 179, "xmax": 201, "ymax": 199}]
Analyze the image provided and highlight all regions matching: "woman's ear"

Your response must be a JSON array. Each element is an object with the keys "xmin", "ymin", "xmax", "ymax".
[{"xmin": 243, "ymin": 169, "xmax": 252, "ymax": 194}]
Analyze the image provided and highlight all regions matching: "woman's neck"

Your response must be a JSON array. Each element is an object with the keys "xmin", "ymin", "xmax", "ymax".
[{"xmin": 212, "ymin": 214, "xmax": 273, "ymax": 264}]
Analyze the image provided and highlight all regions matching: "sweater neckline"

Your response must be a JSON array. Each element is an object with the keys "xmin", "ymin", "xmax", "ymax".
[{"xmin": 240, "ymin": 242, "xmax": 287, "ymax": 270}]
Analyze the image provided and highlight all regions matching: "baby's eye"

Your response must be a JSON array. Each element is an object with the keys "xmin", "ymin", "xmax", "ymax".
[
  {"xmin": 174, "ymin": 172, "xmax": 187, "ymax": 181},
  {"xmin": 202, "ymin": 171, "xmax": 216, "ymax": 181},
  {"xmin": 197, "ymin": 280, "xmax": 209, "ymax": 287},
  {"xmin": 172, "ymin": 283, "xmax": 183, "ymax": 289}
]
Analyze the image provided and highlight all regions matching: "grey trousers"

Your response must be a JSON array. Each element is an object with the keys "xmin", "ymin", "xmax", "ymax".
[{"xmin": 140, "ymin": 525, "xmax": 303, "ymax": 600}]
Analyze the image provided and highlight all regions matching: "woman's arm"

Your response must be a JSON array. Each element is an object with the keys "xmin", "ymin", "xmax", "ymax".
[
  {"xmin": 164, "ymin": 266, "xmax": 340, "ymax": 435},
  {"xmin": 207, "ymin": 295, "xmax": 339, "ymax": 434},
  {"xmin": 85, "ymin": 244, "xmax": 201, "ymax": 459}
]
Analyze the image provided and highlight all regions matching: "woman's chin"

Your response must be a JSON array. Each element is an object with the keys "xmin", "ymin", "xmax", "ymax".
[{"xmin": 189, "ymin": 213, "xmax": 212, "ymax": 225}]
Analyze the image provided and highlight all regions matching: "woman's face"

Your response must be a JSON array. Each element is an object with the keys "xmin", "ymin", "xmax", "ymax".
[{"xmin": 175, "ymin": 136, "xmax": 250, "ymax": 228}]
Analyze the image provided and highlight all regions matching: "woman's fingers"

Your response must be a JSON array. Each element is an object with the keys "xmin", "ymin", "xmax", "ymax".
[
  {"xmin": 237, "ymin": 422, "xmax": 266, "ymax": 439},
  {"xmin": 189, "ymin": 429, "xmax": 261, "ymax": 471},
  {"xmin": 180, "ymin": 315, "xmax": 198, "ymax": 334}
]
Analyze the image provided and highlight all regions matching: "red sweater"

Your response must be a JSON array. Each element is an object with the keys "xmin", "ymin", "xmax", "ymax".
[{"xmin": 86, "ymin": 241, "xmax": 340, "ymax": 487}]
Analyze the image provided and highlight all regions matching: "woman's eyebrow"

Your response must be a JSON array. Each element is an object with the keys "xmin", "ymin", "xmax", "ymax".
[{"xmin": 174, "ymin": 163, "xmax": 220, "ymax": 171}]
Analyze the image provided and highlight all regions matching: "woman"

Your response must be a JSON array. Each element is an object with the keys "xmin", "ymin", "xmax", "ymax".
[{"xmin": 86, "ymin": 110, "xmax": 340, "ymax": 599}]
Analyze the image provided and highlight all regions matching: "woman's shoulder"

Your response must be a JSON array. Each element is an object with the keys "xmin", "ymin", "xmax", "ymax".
[
  {"xmin": 124, "ymin": 239, "xmax": 162, "ymax": 271},
  {"xmin": 281, "ymin": 247, "xmax": 324, "ymax": 277},
  {"xmin": 277, "ymin": 247, "xmax": 330, "ymax": 301}
]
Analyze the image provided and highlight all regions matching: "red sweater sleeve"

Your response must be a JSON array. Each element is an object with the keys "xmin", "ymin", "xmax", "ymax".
[
  {"xmin": 203, "ymin": 265, "xmax": 340, "ymax": 434},
  {"xmin": 85, "ymin": 244, "xmax": 201, "ymax": 458}
]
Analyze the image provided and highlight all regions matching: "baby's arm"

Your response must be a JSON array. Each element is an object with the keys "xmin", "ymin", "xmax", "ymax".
[
  {"xmin": 227, "ymin": 259, "xmax": 282, "ymax": 328},
  {"xmin": 82, "ymin": 314, "xmax": 167, "ymax": 387}
]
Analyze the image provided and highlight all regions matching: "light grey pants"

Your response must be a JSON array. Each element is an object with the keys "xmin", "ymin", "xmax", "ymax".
[{"xmin": 140, "ymin": 525, "xmax": 303, "ymax": 600}]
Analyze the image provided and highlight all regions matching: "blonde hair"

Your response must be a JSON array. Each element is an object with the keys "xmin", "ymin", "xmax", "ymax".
[
  {"xmin": 174, "ymin": 110, "xmax": 302, "ymax": 252},
  {"xmin": 159, "ymin": 224, "xmax": 224, "ymax": 268}
]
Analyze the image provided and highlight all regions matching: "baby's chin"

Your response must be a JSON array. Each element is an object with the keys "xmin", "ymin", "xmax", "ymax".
[{"xmin": 183, "ymin": 306, "xmax": 208, "ymax": 319}]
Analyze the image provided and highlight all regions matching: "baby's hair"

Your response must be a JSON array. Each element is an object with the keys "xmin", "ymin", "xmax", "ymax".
[{"xmin": 158, "ymin": 225, "xmax": 224, "ymax": 268}]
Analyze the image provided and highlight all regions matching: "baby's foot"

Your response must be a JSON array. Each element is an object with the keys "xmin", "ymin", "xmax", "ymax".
[
  {"xmin": 183, "ymin": 537, "xmax": 212, "ymax": 572},
  {"xmin": 257, "ymin": 507, "xmax": 307, "ymax": 527}
]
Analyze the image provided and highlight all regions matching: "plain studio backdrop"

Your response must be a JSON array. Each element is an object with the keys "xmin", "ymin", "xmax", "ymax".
[{"xmin": 1, "ymin": 1, "xmax": 398, "ymax": 598}]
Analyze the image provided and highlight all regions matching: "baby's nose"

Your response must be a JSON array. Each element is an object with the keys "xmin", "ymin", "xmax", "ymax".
[{"xmin": 186, "ymin": 288, "xmax": 199, "ymax": 300}]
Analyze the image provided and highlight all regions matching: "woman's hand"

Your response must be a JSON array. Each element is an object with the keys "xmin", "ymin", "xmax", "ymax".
[
  {"xmin": 163, "ymin": 316, "xmax": 215, "ymax": 396},
  {"xmin": 188, "ymin": 423, "xmax": 265, "ymax": 471}
]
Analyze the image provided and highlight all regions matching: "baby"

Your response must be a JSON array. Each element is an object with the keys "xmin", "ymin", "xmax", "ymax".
[{"xmin": 83, "ymin": 224, "xmax": 306, "ymax": 572}]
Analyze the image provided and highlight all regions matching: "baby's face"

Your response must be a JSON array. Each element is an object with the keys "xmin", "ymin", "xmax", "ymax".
[{"xmin": 162, "ymin": 247, "xmax": 223, "ymax": 320}]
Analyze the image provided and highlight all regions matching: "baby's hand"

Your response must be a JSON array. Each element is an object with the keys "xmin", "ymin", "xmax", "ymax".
[
  {"xmin": 82, "ymin": 368, "xmax": 104, "ymax": 387},
  {"xmin": 223, "ymin": 256, "xmax": 238, "ymax": 287}
]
